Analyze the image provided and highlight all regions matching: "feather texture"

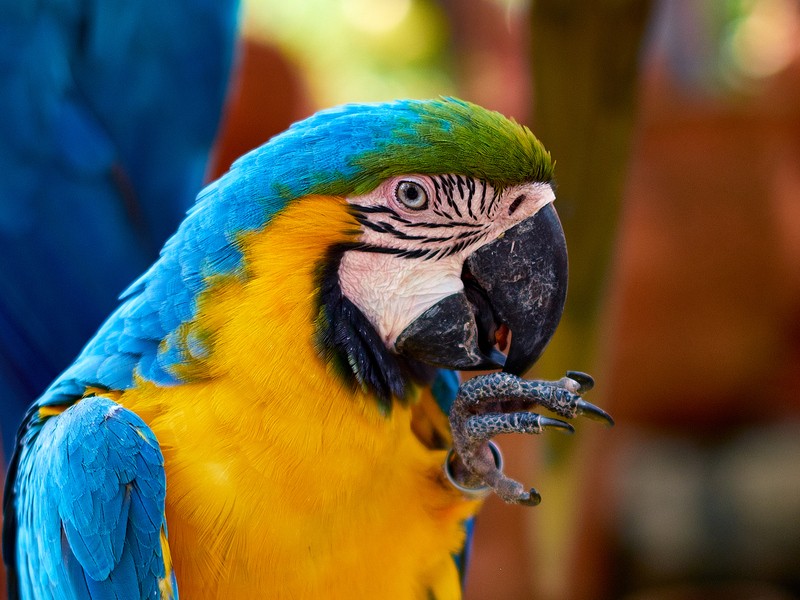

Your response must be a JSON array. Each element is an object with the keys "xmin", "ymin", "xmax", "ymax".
[
  {"xmin": 5, "ymin": 99, "xmax": 553, "ymax": 598},
  {"xmin": 11, "ymin": 397, "xmax": 171, "ymax": 599},
  {"xmin": 0, "ymin": 0, "xmax": 239, "ymax": 459}
]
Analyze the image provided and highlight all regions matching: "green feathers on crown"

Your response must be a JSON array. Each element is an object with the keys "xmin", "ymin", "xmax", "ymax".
[{"xmin": 348, "ymin": 97, "xmax": 554, "ymax": 195}]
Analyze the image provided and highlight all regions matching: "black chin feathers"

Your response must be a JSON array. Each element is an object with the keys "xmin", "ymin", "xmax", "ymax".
[{"xmin": 314, "ymin": 245, "xmax": 434, "ymax": 412}]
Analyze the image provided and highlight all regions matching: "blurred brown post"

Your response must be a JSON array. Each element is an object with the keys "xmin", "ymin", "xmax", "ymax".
[{"xmin": 527, "ymin": 1, "xmax": 653, "ymax": 599}]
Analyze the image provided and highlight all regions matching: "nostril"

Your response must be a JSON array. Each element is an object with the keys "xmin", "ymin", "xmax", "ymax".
[{"xmin": 508, "ymin": 194, "xmax": 525, "ymax": 216}]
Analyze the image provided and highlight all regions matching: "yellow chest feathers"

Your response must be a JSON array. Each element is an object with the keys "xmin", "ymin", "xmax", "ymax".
[{"xmin": 120, "ymin": 196, "xmax": 480, "ymax": 599}]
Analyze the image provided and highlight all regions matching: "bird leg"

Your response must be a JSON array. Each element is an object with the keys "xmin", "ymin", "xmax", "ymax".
[{"xmin": 446, "ymin": 371, "xmax": 613, "ymax": 506}]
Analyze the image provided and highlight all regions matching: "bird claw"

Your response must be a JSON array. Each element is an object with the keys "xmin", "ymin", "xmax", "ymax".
[
  {"xmin": 565, "ymin": 370, "xmax": 594, "ymax": 392},
  {"xmin": 538, "ymin": 415, "xmax": 575, "ymax": 433},
  {"xmin": 446, "ymin": 371, "xmax": 613, "ymax": 505},
  {"xmin": 576, "ymin": 398, "xmax": 615, "ymax": 426},
  {"xmin": 519, "ymin": 488, "xmax": 542, "ymax": 507}
]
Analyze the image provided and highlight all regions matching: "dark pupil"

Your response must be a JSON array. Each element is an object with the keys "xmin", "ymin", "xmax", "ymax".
[{"xmin": 405, "ymin": 185, "xmax": 418, "ymax": 200}]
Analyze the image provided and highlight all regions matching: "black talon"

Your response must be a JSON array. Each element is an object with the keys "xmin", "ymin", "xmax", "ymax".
[
  {"xmin": 566, "ymin": 370, "xmax": 594, "ymax": 392},
  {"xmin": 576, "ymin": 398, "xmax": 615, "ymax": 427},
  {"xmin": 520, "ymin": 488, "xmax": 542, "ymax": 506},
  {"xmin": 539, "ymin": 416, "xmax": 575, "ymax": 434}
]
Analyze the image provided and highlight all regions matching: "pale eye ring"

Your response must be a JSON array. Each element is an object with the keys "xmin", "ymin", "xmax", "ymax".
[{"xmin": 395, "ymin": 180, "xmax": 428, "ymax": 210}]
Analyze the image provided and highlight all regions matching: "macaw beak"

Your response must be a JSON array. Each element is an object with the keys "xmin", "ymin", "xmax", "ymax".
[{"xmin": 395, "ymin": 203, "xmax": 568, "ymax": 376}]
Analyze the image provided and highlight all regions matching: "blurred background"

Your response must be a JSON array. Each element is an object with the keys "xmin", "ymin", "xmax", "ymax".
[{"xmin": 2, "ymin": 0, "xmax": 800, "ymax": 598}]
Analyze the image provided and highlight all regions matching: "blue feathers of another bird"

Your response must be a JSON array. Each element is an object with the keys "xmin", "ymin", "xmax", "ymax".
[{"xmin": 0, "ymin": 0, "xmax": 240, "ymax": 459}]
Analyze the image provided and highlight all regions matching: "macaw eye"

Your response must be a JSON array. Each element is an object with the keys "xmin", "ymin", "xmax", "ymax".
[{"xmin": 395, "ymin": 180, "xmax": 428, "ymax": 210}]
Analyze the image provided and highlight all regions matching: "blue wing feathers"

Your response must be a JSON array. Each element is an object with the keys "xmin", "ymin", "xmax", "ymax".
[
  {"xmin": 13, "ymin": 397, "xmax": 169, "ymax": 599},
  {"xmin": 96, "ymin": 354, "xmax": 140, "ymax": 390},
  {"xmin": 0, "ymin": 0, "xmax": 239, "ymax": 458}
]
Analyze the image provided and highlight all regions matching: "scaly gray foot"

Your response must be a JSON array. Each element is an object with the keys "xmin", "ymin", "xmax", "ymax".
[{"xmin": 446, "ymin": 371, "xmax": 613, "ymax": 505}]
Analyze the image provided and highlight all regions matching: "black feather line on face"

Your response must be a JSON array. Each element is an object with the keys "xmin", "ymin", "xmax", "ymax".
[
  {"xmin": 431, "ymin": 177, "xmax": 443, "ymax": 210},
  {"xmin": 487, "ymin": 184, "xmax": 505, "ymax": 216},
  {"xmin": 349, "ymin": 204, "xmax": 400, "ymax": 216},
  {"xmin": 441, "ymin": 238, "xmax": 472, "ymax": 258},
  {"xmin": 442, "ymin": 175, "xmax": 463, "ymax": 219},
  {"xmin": 350, "ymin": 194, "xmax": 491, "ymax": 259},
  {"xmin": 356, "ymin": 217, "xmax": 390, "ymax": 235},
  {"xmin": 430, "ymin": 177, "xmax": 457, "ymax": 220},
  {"xmin": 397, "ymin": 248, "xmax": 431, "ymax": 259},
  {"xmin": 479, "ymin": 180, "xmax": 488, "ymax": 214},
  {"xmin": 348, "ymin": 243, "xmax": 440, "ymax": 259},
  {"xmin": 465, "ymin": 177, "xmax": 477, "ymax": 220},
  {"xmin": 375, "ymin": 221, "xmax": 452, "ymax": 243},
  {"xmin": 314, "ymin": 245, "xmax": 435, "ymax": 411},
  {"xmin": 419, "ymin": 234, "xmax": 455, "ymax": 244},
  {"xmin": 404, "ymin": 220, "xmax": 480, "ymax": 229},
  {"xmin": 454, "ymin": 174, "xmax": 465, "ymax": 199},
  {"xmin": 454, "ymin": 228, "xmax": 487, "ymax": 241}
]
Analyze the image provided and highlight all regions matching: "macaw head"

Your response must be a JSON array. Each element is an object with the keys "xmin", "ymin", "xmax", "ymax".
[
  {"xmin": 278, "ymin": 98, "xmax": 567, "ymax": 406},
  {"xmin": 139, "ymin": 98, "xmax": 565, "ymax": 408},
  {"xmin": 337, "ymin": 173, "xmax": 564, "ymax": 376}
]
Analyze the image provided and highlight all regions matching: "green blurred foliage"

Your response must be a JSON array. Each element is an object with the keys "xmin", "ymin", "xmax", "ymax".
[{"xmin": 243, "ymin": 0, "xmax": 455, "ymax": 105}]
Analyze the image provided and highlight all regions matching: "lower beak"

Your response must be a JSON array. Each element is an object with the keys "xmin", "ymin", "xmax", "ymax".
[{"xmin": 394, "ymin": 203, "xmax": 568, "ymax": 375}]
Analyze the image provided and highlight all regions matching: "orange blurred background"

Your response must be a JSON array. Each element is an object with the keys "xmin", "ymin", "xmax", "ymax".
[{"xmin": 3, "ymin": 1, "xmax": 800, "ymax": 598}]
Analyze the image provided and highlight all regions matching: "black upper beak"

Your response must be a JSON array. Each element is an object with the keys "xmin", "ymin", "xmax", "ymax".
[{"xmin": 395, "ymin": 203, "xmax": 568, "ymax": 375}]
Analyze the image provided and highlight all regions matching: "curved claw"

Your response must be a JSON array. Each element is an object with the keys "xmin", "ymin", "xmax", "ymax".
[
  {"xmin": 519, "ymin": 488, "xmax": 542, "ymax": 507},
  {"xmin": 566, "ymin": 370, "xmax": 595, "ymax": 392},
  {"xmin": 576, "ymin": 398, "xmax": 615, "ymax": 427},
  {"xmin": 539, "ymin": 416, "xmax": 575, "ymax": 434}
]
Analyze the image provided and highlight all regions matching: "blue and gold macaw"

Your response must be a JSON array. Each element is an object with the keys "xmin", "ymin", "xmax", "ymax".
[
  {"xmin": 0, "ymin": 0, "xmax": 240, "ymax": 462},
  {"xmin": 3, "ymin": 98, "xmax": 611, "ymax": 599}
]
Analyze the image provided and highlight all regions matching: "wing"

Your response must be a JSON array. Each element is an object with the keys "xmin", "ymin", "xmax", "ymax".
[
  {"xmin": 0, "ymin": 0, "xmax": 238, "ymax": 461},
  {"xmin": 4, "ymin": 396, "xmax": 174, "ymax": 600}
]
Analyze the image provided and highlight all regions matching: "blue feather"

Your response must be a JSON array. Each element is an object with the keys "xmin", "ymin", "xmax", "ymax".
[
  {"xmin": 0, "ymin": 0, "xmax": 240, "ymax": 460},
  {"xmin": 10, "ymin": 397, "xmax": 169, "ymax": 599}
]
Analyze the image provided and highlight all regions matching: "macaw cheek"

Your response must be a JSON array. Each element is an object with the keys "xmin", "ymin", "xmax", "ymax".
[
  {"xmin": 394, "ymin": 293, "xmax": 504, "ymax": 371},
  {"xmin": 465, "ymin": 202, "xmax": 568, "ymax": 376}
]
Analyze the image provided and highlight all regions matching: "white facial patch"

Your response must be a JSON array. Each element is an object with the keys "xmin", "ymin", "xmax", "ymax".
[
  {"xmin": 338, "ymin": 251, "xmax": 464, "ymax": 346},
  {"xmin": 338, "ymin": 175, "xmax": 555, "ymax": 348}
]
